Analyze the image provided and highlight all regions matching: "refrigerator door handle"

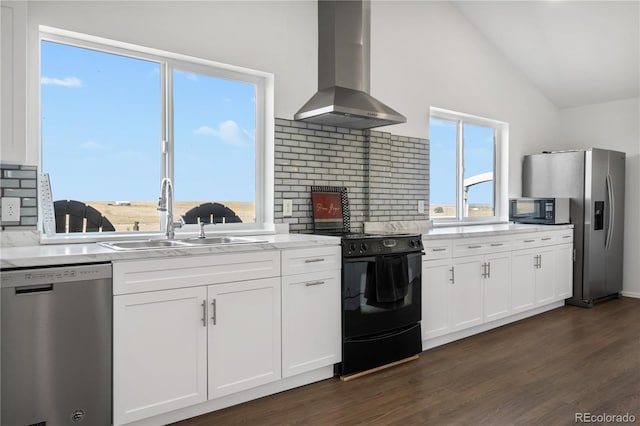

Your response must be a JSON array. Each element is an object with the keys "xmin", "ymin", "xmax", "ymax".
[{"xmin": 605, "ymin": 174, "xmax": 614, "ymax": 250}]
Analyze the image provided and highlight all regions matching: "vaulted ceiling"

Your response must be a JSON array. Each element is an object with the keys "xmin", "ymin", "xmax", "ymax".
[{"xmin": 452, "ymin": 1, "xmax": 640, "ymax": 109}]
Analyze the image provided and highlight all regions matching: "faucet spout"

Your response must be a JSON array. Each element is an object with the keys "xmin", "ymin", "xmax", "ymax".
[{"xmin": 158, "ymin": 177, "xmax": 182, "ymax": 240}]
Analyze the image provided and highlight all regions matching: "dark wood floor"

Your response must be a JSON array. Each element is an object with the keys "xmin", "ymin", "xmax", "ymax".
[{"xmin": 172, "ymin": 297, "xmax": 640, "ymax": 426}]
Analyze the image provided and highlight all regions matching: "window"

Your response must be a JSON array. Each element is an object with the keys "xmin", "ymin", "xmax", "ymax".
[
  {"xmin": 429, "ymin": 107, "xmax": 508, "ymax": 224},
  {"xmin": 39, "ymin": 27, "xmax": 273, "ymax": 238}
]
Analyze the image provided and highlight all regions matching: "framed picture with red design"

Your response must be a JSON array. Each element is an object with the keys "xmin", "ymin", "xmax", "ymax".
[{"xmin": 311, "ymin": 186, "xmax": 350, "ymax": 232}]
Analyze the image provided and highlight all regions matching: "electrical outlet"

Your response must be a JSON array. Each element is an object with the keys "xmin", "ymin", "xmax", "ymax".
[
  {"xmin": 418, "ymin": 200, "xmax": 425, "ymax": 214},
  {"xmin": 1, "ymin": 197, "xmax": 21, "ymax": 222},
  {"xmin": 283, "ymin": 199, "xmax": 293, "ymax": 217}
]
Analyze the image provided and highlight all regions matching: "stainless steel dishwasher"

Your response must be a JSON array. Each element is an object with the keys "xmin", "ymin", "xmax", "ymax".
[{"xmin": 1, "ymin": 263, "xmax": 112, "ymax": 426}]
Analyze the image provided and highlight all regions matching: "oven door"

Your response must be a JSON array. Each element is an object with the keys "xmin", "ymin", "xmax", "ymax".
[{"xmin": 342, "ymin": 251, "xmax": 422, "ymax": 339}]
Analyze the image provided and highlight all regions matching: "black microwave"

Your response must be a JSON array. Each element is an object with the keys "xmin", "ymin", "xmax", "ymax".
[{"xmin": 509, "ymin": 197, "xmax": 570, "ymax": 224}]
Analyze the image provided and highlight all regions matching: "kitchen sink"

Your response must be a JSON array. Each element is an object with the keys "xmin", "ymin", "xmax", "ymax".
[
  {"xmin": 98, "ymin": 239, "xmax": 192, "ymax": 250},
  {"xmin": 180, "ymin": 236, "xmax": 260, "ymax": 245},
  {"xmin": 99, "ymin": 236, "xmax": 266, "ymax": 250}
]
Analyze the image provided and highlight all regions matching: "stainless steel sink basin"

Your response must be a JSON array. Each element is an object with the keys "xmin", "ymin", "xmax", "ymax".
[
  {"xmin": 180, "ymin": 236, "xmax": 258, "ymax": 245},
  {"xmin": 99, "ymin": 239, "xmax": 191, "ymax": 250},
  {"xmin": 99, "ymin": 236, "xmax": 266, "ymax": 250}
]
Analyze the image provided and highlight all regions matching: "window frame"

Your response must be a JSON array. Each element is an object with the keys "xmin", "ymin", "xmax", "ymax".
[
  {"xmin": 38, "ymin": 26, "xmax": 274, "ymax": 243},
  {"xmin": 429, "ymin": 107, "xmax": 508, "ymax": 226}
]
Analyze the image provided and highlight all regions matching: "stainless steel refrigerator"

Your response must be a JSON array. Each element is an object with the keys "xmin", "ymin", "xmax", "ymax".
[{"xmin": 522, "ymin": 148, "xmax": 625, "ymax": 307}]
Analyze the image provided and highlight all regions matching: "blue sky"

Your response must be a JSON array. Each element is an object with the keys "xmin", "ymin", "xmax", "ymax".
[
  {"xmin": 429, "ymin": 118, "xmax": 494, "ymax": 205},
  {"xmin": 41, "ymin": 40, "xmax": 256, "ymax": 203}
]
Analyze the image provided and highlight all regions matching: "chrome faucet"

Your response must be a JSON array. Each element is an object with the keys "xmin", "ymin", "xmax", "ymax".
[{"xmin": 157, "ymin": 177, "xmax": 183, "ymax": 240}]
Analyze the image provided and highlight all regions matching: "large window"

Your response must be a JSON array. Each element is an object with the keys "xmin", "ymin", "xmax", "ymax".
[
  {"xmin": 40, "ymin": 28, "xmax": 272, "ymax": 237},
  {"xmin": 429, "ymin": 107, "xmax": 508, "ymax": 224}
]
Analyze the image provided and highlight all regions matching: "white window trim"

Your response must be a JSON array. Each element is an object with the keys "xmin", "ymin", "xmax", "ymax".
[
  {"xmin": 37, "ymin": 26, "xmax": 275, "ymax": 244},
  {"xmin": 430, "ymin": 107, "xmax": 509, "ymax": 227}
]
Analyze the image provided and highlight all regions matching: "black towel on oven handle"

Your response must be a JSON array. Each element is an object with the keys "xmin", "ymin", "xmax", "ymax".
[{"xmin": 374, "ymin": 255, "xmax": 409, "ymax": 303}]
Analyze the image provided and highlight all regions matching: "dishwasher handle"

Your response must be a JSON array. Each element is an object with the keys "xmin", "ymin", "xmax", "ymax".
[{"xmin": 15, "ymin": 284, "xmax": 54, "ymax": 295}]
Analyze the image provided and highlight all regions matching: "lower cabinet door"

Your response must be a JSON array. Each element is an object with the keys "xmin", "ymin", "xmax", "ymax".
[
  {"xmin": 422, "ymin": 259, "xmax": 453, "ymax": 339},
  {"xmin": 483, "ymin": 252, "xmax": 511, "ymax": 322},
  {"xmin": 554, "ymin": 244, "xmax": 574, "ymax": 300},
  {"xmin": 208, "ymin": 277, "xmax": 281, "ymax": 399},
  {"xmin": 535, "ymin": 247, "xmax": 556, "ymax": 305},
  {"xmin": 113, "ymin": 287, "xmax": 208, "ymax": 426},
  {"xmin": 282, "ymin": 270, "xmax": 341, "ymax": 378},
  {"xmin": 511, "ymin": 249, "xmax": 536, "ymax": 313},
  {"xmin": 450, "ymin": 256, "xmax": 484, "ymax": 331}
]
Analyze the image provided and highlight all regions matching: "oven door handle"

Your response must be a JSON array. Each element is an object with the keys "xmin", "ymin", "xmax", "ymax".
[
  {"xmin": 342, "ymin": 252, "xmax": 424, "ymax": 263},
  {"xmin": 347, "ymin": 325, "xmax": 418, "ymax": 343}
]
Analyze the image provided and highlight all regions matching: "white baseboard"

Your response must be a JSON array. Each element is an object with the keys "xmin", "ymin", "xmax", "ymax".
[{"xmin": 621, "ymin": 291, "xmax": 640, "ymax": 299}]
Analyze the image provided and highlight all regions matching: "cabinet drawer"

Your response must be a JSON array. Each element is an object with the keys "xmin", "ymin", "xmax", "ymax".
[
  {"xmin": 452, "ymin": 237, "xmax": 511, "ymax": 257},
  {"xmin": 113, "ymin": 251, "xmax": 281, "ymax": 295},
  {"xmin": 281, "ymin": 246, "xmax": 341, "ymax": 276},
  {"xmin": 512, "ymin": 230, "xmax": 573, "ymax": 250},
  {"xmin": 422, "ymin": 239, "xmax": 452, "ymax": 260}
]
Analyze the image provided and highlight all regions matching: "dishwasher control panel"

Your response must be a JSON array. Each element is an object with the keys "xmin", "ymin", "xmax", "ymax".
[{"xmin": 1, "ymin": 263, "xmax": 112, "ymax": 288}]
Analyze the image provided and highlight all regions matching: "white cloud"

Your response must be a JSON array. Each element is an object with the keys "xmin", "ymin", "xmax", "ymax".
[
  {"xmin": 41, "ymin": 76, "xmax": 83, "ymax": 87},
  {"xmin": 80, "ymin": 141, "xmax": 105, "ymax": 150},
  {"xmin": 194, "ymin": 121, "xmax": 254, "ymax": 146}
]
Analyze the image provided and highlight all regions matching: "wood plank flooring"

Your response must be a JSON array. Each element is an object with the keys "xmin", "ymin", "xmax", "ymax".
[{"xmin": 172, "ymin": 297, "xmax": 640, "ymax": 426}]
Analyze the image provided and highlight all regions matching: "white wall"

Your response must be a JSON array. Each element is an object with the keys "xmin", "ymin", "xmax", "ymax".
[
  {"xmin": 370, "ymin": 1, "xmax": 560, "ymax": 197},
  {"xmin": 558, "ymin": 97, "xmax": 640, "ymax": 296},
  {"xmin": 19, "ymin": 0, "xmax": 317, "ymax": 164},
  {"xmin": 14, "ymin": 0, "xmax": 560, "ymax": 198}
]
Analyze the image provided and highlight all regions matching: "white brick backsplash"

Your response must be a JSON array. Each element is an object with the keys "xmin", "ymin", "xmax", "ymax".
[{"xmin": 274, "ymin": 118, "xmax": 429, "ymax": 233}]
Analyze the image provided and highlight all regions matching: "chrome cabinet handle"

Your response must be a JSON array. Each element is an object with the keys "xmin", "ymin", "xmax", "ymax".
[
  {"xmin": 487, "ymin": 261, "xmax": 491, "ymax": 278},
  {"xmin": 538, "ymin": 254, "xmax": 542, "ymax": 269},
  {"xmin": 562, "ymin": 235, "xmax": 571, "ymax": 239},
  {"xmin": 533, "ymin": 255, "xmax": 539, "ymax": 268},
  {"xmin": 432, "ymin": 248, "xmax": 447, "ymax": 252},
  {"xmin": 201, "ymin": 300, "xmax": 207, "ymax": 327},
  {"xmin": 481, "ymin": 262, "xmax": 487, "ymax": 278},
  {"xmin": 305, "ymin": 281, "xmax": 325, "ymax": 287},
  {"xmin": 541, "ymin": 237, "xmax": 552, "ymax": 241},
  {"xmin": 490, "ymin": 243, "xmax": 503, "ymax": 247},
  {"xmin": 524, "ymin": 239, "xmax": 535, "ymax": 243},
  {"xmin": 468, "ymin": 245, "xmax": 482, "ymax": 249},
  {"xmin": 449, "ymin": 267, "xmax": 455, "ymax": 284},
  {"xmin": 211, "ymin": 299, "xmax": 217, "ymax": 325},
  {"xmin": 304, "ymin": 258, "xmax": 325, "ymax": 263}
]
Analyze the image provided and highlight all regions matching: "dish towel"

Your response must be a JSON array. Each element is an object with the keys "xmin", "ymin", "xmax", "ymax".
[{"xmin": 373, "ymin": 255, "xmax": 409, "ymax": 303}]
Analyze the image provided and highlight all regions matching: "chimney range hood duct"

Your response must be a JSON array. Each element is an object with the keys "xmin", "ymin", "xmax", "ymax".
[{"xmin": 294, "ymin": 0, "xmax": 406, "ymax": 130}]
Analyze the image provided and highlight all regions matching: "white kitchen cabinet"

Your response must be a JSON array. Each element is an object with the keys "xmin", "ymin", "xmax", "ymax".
[
  {"xmin": 450, "ymin": 255, "xmax": 485, "ymax": 331},
  {"xmin": 555, "ymin": 244, "xmax": 574, "ymax": 300},
  {"xmin": 511, "ymin": 232, "xmax": 574, "ymax": 312},
  {"xmin": 113, "ymin": 286, "xmax": 208, "ymax": 425},
  {"xmin": 510, "ymin": 248, "xmax": 537, "ymax": 313},
  {"xmin": 208, "ymin": 278, "xmax": 281, "ymax": 398},
  {"xmin": 421, "ymin": 258, "xmax": 453, "ymax": 339},
  {"xmin": 113, "ymin": 252, "xmax": 282, "ymax": 425},
  {"xmin": 535, "ymin": 246, "xmax": 557, "ymax": 305},
  {"xmin": 281, "ymin": 247, "xmax": 341, "ymax": 378},
  {"xmin": 281, "ymin": 269, "xmax": 341, "ymax": 377},
  {"xmin": 483, "ymin": 251, "xmax": 512, "ymax": 322}
]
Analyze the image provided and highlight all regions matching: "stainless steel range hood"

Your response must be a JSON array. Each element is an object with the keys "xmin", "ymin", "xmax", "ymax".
[{"xmin": 294, "ymin": 0, "xmax": 406, "ymax": 130}]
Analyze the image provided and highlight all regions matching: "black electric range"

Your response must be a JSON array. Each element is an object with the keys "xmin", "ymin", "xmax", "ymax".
[{"xmin": 314, "ymin": 229, "xmax": 424, "ymax": 376}]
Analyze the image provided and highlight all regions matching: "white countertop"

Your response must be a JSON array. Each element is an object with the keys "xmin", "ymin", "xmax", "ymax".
[
  {"xmin": 1, "ymin": 223, "xmax": 573, "ymax": 269},
  {"xmin": 423, "ymin": 223, "xmax": 573, "ymax": 240},
  {"xmin": 0, "ymin": 233, "xmax": 341, "ymax": 269}
]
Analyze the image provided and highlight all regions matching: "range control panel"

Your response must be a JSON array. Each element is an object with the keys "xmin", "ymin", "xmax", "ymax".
[{"xmin": 343, "ymin": 234, "xmax": 423, "ymax": 257}]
